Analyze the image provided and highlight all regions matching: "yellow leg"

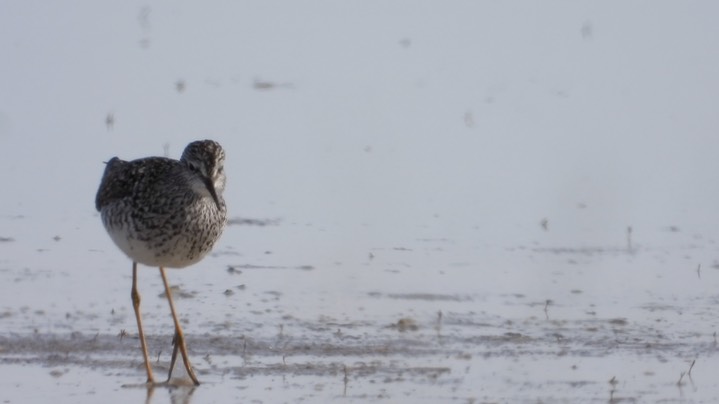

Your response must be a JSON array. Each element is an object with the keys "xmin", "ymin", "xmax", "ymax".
[
  {"xmin": 131, "ymin": 262, "xmax": 155, "ymax": 384},
  {"xmin": 159, "ymin": 266, "xmax": 200, "ymax": 385},
  {"xmin": 168, "ymin": 330, "xmax": 180, "ymax": 380}
]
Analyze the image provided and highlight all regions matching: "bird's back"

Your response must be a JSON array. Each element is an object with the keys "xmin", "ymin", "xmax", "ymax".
[{"xmin": 96, "ymin": 156, "xmax": 186, "ymax": 214}]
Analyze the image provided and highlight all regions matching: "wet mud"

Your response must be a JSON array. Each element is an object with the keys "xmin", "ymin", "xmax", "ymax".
[{"xmin": 2, "ymin": 286, "xmax": 717, "ymax": 403}]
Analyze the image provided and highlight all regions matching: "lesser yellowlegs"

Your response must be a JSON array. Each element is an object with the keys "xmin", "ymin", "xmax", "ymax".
[{"xmin": 95, "ymin": 140, "xmax": 227, "ymax": 385}]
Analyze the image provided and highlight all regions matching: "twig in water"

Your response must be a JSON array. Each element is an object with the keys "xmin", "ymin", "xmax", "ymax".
[
  {"xmin": 544, "ymin": 299, "xmax": 552, "ymax": 320},
  {"xmin": 241, "ymin": 335, "xmax": 248, "ymax": 362},
  {"xmin": 435, "ymin": 310, "xmax": 443, "ymax": 339},
  {"xmin": 608, "ymin": 376, "xmax": 617, "ymax": 403},
  {"xmin": 282, "ymin": 341, "xmax": 290, "ymax": 366},
  {"xmin": 688, "ymin": 359, "xmax": 696, "ymax": 376},
  {"xmin": 677, "ymin": 371, "xmax": 686, "ymax": 386},
  {"xmin": 343, "ymin": 365, "xmax": 349, "ymax": 397}
]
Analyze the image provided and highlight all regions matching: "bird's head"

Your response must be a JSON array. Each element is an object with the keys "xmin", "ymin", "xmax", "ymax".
[{"xmin": 181, "ymin": 140, "xmax": 226, "ymax": 210}]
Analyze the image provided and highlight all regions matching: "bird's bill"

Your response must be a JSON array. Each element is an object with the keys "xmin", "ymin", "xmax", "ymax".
[{"xmin": 203, "ymin": 177, "xmax": 222, "ymax": 210}]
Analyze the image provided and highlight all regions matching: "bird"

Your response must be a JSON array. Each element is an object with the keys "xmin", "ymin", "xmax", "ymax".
[{"xmin": 95, "ymin": 140, "xmax": 227, "ymax": 385}]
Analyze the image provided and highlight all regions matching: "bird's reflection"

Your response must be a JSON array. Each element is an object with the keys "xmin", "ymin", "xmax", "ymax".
[{"xmin": 123, "ymin": 380, "xmax": 197, "ymax": 404}]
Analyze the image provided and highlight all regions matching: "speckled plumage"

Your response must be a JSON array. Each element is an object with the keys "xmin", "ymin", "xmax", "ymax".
[
  {"xmin": 96, "ymin": 140, "xmax": 227, "ymax": 268},
  {"xmin": 95, "ymin": 140, "xmax": 227, "ymax": 385}
]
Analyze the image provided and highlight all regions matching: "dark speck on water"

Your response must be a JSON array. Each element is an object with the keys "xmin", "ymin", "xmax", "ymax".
[{"xmin": 227, "ymin": 217, "xmax": 280, "ymax": 226}]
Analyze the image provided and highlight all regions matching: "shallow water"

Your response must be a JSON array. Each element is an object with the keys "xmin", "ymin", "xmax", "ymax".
[{"xmin": 2, "ymin": 216, "xmax": 719, "ymax": 402}]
